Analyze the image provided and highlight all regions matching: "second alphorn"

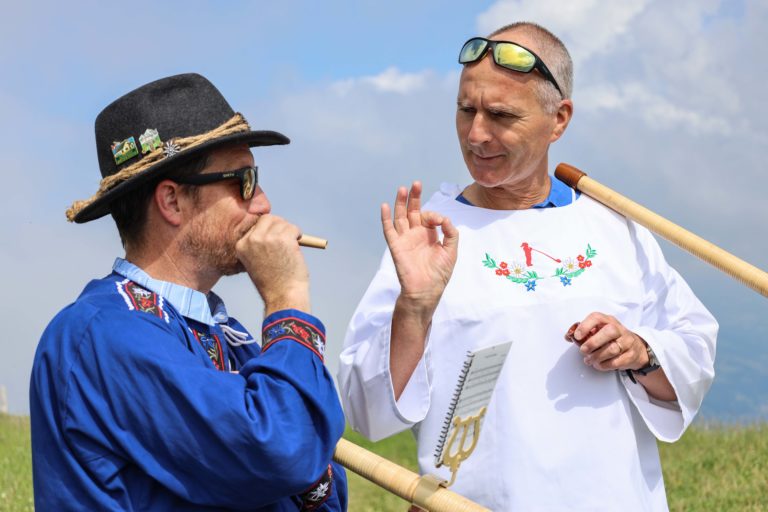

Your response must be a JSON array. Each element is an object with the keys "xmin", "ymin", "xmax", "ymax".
[
  {"xmin": 555, "ymin": 163, "xmax": 768, "ymax": 298},
  {"xmin": 333, "ymin": 438, "xmax": 490, "ymax": 512}
]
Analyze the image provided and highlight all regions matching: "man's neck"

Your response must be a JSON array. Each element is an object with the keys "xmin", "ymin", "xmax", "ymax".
[
  {"xmin": 125, "ymin": 246, "xmax": 219, "ymax": 294},
  {"xmin": 464, "ymin": 173, "xmax": 551, "ymax": 210}
]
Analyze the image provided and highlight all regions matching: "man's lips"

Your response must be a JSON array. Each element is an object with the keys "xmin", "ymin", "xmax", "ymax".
[{"xmin": 470, "ymin": 152, "xmax": 504, "ymax": 165}]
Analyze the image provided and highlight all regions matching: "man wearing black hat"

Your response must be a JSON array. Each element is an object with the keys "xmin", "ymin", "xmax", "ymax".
[{"xmin": 30, "ymin": 73, "xmax": 347, "ymax": 511}]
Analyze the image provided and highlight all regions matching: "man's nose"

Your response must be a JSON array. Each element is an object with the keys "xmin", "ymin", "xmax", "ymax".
[
  {"xmin": 247, "ymin": 186, "xmax": 271, "ymax": 215},
  {"xmin": 467, "ymin": 113, "xmax": 492, "ymax": 146}
]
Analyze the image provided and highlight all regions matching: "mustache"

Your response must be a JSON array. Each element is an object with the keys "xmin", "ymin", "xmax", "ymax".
[{"xmin": 236, "ymin": 218, "xmax": 260, "ymax": 239}]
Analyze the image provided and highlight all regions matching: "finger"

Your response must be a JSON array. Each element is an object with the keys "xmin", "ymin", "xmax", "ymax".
[
  {"xmin": 416, "ymin": 210, "xmax": 441, "ymax": 244},
  {"xmin": 406, "ymin": 181, "xmax": 423, "ymax": 228},
  {"xmin": 573, "ymin": 312, "xmax": 610, "ymax": 341},
  {"xmin": 259, "ymin": 216, "xmax": 302, "ymax": 247},
  {"xmin": 579, "ymin": 323, "xmax": 621, "ymax": 354},
  {"xmin": 440, "ymin": 216, "xmax": 459, "ymax": 252},
  {"xmin": 245, "ymin": 213, "xmax": 275, "ymax": 239},
  {"xmin": 380, "ymin": 202, "xmax": 397, "ymax": 246},
  {"xmin": 589, "ymin": 351, "xmax": 627, "ymax": 371},
  {"xmin": 589, "ymin": 336, "xmax": 636, "ymax": 370},
  {"xmin": 393, "ymin": 186, "xmax": 409, "ymax": 233},
  {"xmin": 583, "ymin": 337, "xmax": 623, "ymax": 364},
  {"xmin": 419, "ymin": 210, "xmax": 444, "ymax": 227}
]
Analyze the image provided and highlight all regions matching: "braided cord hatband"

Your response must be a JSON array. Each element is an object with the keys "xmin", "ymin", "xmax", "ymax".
[{"xmin": 65, "ymin": 113, "xmax": 250, "ymax": 221}]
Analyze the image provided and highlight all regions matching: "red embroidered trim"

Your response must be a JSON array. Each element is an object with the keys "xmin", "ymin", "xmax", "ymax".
[
  {"xmin": 191, "ymin": 329, "xmax": 226, "ymax": 371},
  {"xmin": 122, "ymin": 281, "xmax": 165, "ymax": 319},
  {"xmin": 262, "ymin": 317, "xmax": 325, "ymax": 361}
]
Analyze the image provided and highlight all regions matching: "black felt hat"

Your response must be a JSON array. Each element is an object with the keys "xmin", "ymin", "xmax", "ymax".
[{"xmin": 69, "ymin": 73, "xmax": 289, "ymax": 223}]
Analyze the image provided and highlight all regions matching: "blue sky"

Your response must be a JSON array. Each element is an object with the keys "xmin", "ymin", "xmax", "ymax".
[{"xmin": 1, "ymin": 0, "xmax": 766, "ymax": 419}]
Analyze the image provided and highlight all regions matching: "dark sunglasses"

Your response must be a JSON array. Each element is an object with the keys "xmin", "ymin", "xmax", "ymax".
[
  {"xmin": 458, "ymin": 37, "xmax": 563, "ymax": 97},
  {"xmin": 174, "ymin": 166, "xmax": 258, "ymax": 200}
]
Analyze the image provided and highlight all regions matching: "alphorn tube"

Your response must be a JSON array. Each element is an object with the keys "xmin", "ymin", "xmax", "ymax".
[
  {"xmin": 555, "ymin": 163, "xmax": 768, "ymax": 298},
  {"xmin": 298, "ymin": 234, "xmax": 327, "ymax": 249},
  {"xmin": 333, "ymin": 438, "xmax": 490, "ymax": 512}
]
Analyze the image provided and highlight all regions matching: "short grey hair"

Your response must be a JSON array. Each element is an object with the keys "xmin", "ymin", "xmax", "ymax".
[{"xmin": 489, "ymin": 22, "xmax": 573, "ymax": 113}]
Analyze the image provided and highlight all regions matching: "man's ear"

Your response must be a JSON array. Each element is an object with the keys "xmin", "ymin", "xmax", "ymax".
[
  {"xmin": 153, "ymin": 179, "xmax": 185, "ymax": 227},
  {"xmin": 550, "ymin": 99, "xmax": 574, "ymax": 142}
]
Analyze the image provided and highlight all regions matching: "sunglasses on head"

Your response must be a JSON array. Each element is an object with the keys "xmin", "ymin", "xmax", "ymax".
[
  {"xmin": 174, "ymin": 166, "xmax": 258, "ymax": 200},
  {"xmin": 458, "ymin": 37, "xmax": 563, "ymax": 97}
]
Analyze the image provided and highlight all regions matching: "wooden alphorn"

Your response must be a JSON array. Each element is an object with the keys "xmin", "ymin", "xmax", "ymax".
[
  {"xmin": 333, "ymin": 439, "xmax": 490, "ymax": 512},
  {"xmin": 555, "ymin": 163, "xmax": 768, "ymax": 298}
]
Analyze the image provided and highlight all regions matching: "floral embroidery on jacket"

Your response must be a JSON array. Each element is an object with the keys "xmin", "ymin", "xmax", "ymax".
[{"xmin": 483, "ymin": 243, "xmax": 597, "ymax": 291}]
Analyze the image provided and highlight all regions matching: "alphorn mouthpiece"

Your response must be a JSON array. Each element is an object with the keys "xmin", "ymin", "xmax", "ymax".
[
  {"xmin": 298, "ymin": 234, "xmax": 327, "ymax": 249},
  {"xmin": 555, "ymin": 163, "xmax": 587, "ymax": 189}
]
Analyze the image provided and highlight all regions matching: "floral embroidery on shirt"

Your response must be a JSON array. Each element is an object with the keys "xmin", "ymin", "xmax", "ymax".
[
  {"xmin": 553, "ymin": 244, "xmax": 597, "ymax": 286},
  {"xmin": 116, "ymin": 279, "xmax": 169, "ymax": 322},
  {"xmin": 262, "ymin": 317, "xmax": 326, "ymax": 361},
  {"xmin": 190, "ymin": 329, "xmax": 226, "ymax": 371},
  {"xmin": 483, "ymin": 254, "xmax": 542, "ymax": 291},
  {"xmin": 298, "ymin": 464, "xmax": 333, "ymax": 510},
  {"xmin": 483, "ymin": 243, "xmax": 597, "ymax": 291}
]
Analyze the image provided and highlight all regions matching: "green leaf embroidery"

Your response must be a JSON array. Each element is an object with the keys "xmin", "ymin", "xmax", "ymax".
[
  {"xmin": 482, "ymin": 253, "xmax": 497, "ymax": 268},
  {"xmin": 506, "ymin": 275, "xmax": 529, "ymax": 284},
  {"xmin": 586, "ymin": 244, "xmax": 597, "ymax": 259},
  {"xmin": 566, "ymin": 268, "xmax": 586, "ymax": 278}
]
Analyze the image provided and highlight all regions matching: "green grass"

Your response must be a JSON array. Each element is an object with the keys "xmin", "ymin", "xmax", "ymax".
[
  {"xmin": 658, "ymin": 423, "xmax": 768, "ymax": 511},
  {"xmin": 2, "ymin": 415, "xmax": 765, "ymax": 511},
  {"xmin": 345, "ymin": 425, "xmax": 768, "ymax": 511},
  {"xmin": 0, "ymin": 415, "xmax": 33, "ymax": 512}
]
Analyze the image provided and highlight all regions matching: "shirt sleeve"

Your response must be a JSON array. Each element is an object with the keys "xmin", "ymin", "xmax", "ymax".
[
  {"xmin": 337, "ymin": 252, "xmax": 433, "ymax": 441},
  {"xmin": 619, "ymin": 222, "xmax": 718, "ymax": 442},
  {"xmin": 62, "ymin": 306, "xmax": 345, "ymax": 510}
]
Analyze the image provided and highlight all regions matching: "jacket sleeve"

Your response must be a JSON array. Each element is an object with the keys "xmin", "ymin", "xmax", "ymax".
[
  {"xmin": 62, "ymin": 307, "xmax": 345, "ymax": 510},
  {"xmin": 619, "ymin": 222, "xmax": 718, "ymax": 442},
  {"xmin": 337, "ymin": 252, "xmax": 433, "ymax": 441}
]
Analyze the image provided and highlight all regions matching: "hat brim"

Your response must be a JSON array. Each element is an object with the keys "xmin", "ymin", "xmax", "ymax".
[{"xmin": 73, "ymin": 130, "xmax": 289, "ymax": 223}]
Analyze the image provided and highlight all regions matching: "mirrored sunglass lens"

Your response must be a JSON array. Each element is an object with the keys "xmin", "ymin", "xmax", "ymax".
[
  {"xmin": 242, "ymin": 169, "xmax": 255, "ymax": 199},
  {"xmin": 495, "ymin": 43, "xmax": 536, "ymax": 71},
  {"xmin": 459, "ymin": 38, "xmax": 488, "ymax": 63}
]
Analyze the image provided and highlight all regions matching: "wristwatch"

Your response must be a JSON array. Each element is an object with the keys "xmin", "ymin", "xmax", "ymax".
[
  {"xmin": 626, "ymin": 343, "xmax": 660, "ymax": 383},
  {"xmin": 635, "ymin": 343, "xmax": 660, "ymax": 375}
]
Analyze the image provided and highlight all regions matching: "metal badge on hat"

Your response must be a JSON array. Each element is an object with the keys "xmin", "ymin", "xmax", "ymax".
[
  {"xmin": 111, "ymin": 137, "xmax": 139, "ymax": 165},
  {"xmin": 139, "ymin": 128, "xmax": 163, "ymax": 154},
  {"xmin": 163, "ymin": 140, "xmax": 181, "ymax": 158}
]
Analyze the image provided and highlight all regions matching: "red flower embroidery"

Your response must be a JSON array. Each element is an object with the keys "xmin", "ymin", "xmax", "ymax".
[
  {"xmin": 496, "ymin": 269, "xmax": 503, "ymax": 276},
  {"xmin": 577, "ymin": 255, "xmax": 585, "ymax": 262},
  {"xmin": 294, "ymin": 325, "xmax": 310, "ymax": 341},
  {"xmin": 578, "ymin": 262, "xmax": 585, "ymax": 269},
  {"xmin": 502, "ymin": 269, "xmax": 510, "ymax": 276},
  {"xmin": 585, "ymin": 260, "xmax": 592, "ymax": 267},
  {"xmin": 500, "ymin": 262, "xmax": 508, "ymax": 269}
]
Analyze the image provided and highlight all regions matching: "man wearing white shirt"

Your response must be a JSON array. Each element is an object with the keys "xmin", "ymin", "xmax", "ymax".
[{"xmin": 338, "ymin": 21, "xmax": 716, "ymax": 511}]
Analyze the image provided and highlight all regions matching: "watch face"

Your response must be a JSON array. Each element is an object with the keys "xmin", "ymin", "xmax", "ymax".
[{"xmin": 647, "ymin": 345, "xmax": 660, "ymax": 367}]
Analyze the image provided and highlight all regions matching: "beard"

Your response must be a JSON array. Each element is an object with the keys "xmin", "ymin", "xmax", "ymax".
[{"xmin": 179, "ymin": 214, "xmax": 253, "ymax": 277}]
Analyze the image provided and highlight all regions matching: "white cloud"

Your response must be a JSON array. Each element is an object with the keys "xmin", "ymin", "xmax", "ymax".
[
  {"xmin": 579, "ymin": 82, "xmax": 734, "ymax": 135},
  {"xmin": 476, "ymin": 0, "xmax": 653, "ymax": 64},
  {"xmin": 332, "ymin": 67, "xmax": 433, "ymax": 95}
]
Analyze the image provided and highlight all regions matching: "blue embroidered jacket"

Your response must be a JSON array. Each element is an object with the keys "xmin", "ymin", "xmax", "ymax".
[{"xmin": 30, "ymin": 270, "xmax": 347, "ymax": 511}]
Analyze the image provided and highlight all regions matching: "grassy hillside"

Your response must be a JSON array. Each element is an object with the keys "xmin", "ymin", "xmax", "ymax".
[{"xmin": 2, "ymin": 415, "xmax": 765, "ymax": 511}]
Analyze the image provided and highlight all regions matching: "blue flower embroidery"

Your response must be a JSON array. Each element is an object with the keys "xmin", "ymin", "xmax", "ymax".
[
  {"xmin": 560, "ymin": 276, "xmax": 572, "ymax": 286},
  {"xmin": 525, "ymin": 280, "xmax": 537, "ymax": 291}
]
